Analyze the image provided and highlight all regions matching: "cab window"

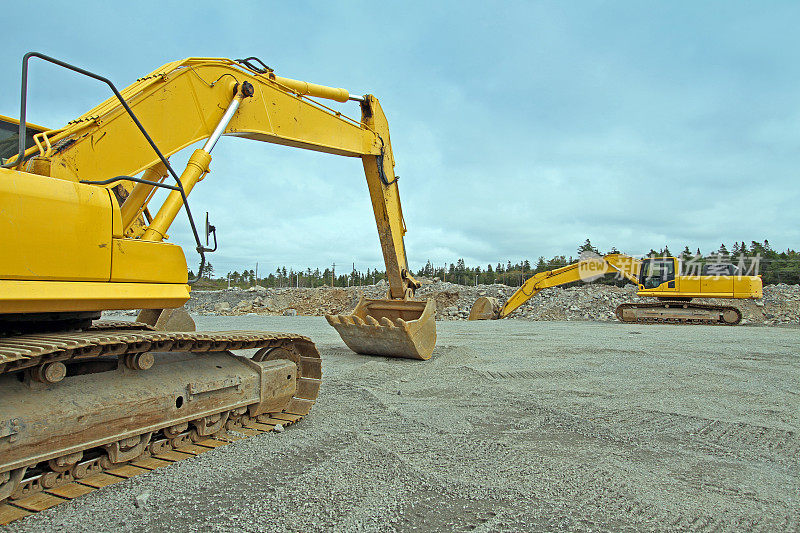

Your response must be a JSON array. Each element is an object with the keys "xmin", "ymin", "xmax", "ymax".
[
  {"xmin": 701, "ymin": 263, "xmax": 737, "ymax": 276},
  {"xmin": 640, "ymin": 258, "xmax": 675, "ymax": 289},
  {"xmin": 0, "ymin": 116, "xmax": 45, "ymax": 163}
]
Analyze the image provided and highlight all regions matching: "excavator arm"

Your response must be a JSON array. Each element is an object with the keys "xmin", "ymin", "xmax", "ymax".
[
  {"xmin": 3, "ymin": 56, "xmax": 417, "ymax": 299},
  {"xmin": 1, "ymin": 54, "xmax": 433, "ymax": 358},
  {"xmin": 469, "ymin": 253, "xmax": 640, "ymax": 320}
]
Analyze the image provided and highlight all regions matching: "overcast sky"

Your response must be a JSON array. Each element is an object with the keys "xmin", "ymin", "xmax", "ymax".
[{"xmin": 3, "ymin": 1, "xmax": 798, "ymax": 275}]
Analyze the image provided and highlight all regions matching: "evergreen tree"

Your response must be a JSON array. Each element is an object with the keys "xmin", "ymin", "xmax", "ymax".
[
  {"xmin": 208, "ymin": 236, "xmax": 798, "ymax": 290},
  {"xmin": 578, "ymin": 239, "xmax": 600, "ymax": 256}
]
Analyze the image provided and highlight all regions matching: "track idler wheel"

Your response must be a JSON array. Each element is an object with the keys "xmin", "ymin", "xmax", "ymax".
[
  {"xmin": 253, "ymin": 342, "xmax": 321, "ymax": 414},
  {"xmin": 30, "ymin": 361, "xmax": 67, "ymax": 384},
  {"xmin": 124, "ymin": 352, "xmax": 155, "ymax": 370},
  {"xmin": 722, "ymin": 308, "xmax": 741, "ymax": 325}
]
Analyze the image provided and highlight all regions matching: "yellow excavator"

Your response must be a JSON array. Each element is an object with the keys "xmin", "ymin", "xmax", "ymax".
[
  {"xmin": 0, "ymin": 53, "xmax": 436, "ymax": 521},
  {"xmin": 469, "ymin": 253, "xmax": 762, "ymax": 324}
]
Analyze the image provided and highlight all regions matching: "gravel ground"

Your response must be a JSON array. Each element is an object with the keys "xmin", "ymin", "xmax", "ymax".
[{"xmin": 8, "ymin": 317, "xmax": 799, "ymax": 532}]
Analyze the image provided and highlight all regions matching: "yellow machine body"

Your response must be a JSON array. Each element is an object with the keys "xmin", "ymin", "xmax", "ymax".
[
  {"xmin": 0, "ymin": 168, "xmax": 189, "ymax": 313},
  {"xmin": 634, "ymin": 256, "xmax": 762, "ymax": 299}
]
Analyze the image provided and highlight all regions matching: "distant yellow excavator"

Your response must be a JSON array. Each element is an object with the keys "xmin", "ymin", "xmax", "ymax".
[
  {"xmin": 0, "ymin": 53, "xmax": 435, "ymax": 519},
  {"xmin": 469, "ymin": 253, "xmax": 762, "ymax": 324}
]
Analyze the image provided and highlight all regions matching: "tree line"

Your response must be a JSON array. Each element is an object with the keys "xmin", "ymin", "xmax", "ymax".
[
  {"xmin": 193, "ymin": 239, "xmax": 799, "ymax": 289},
  {"xmin": 193, "ymin": 263, "xmax": 390, "ymax": 290}
]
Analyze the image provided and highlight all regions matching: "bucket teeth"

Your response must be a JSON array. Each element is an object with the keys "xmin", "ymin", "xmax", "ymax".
[
  {"xmin": 379, "ymin": 317, "xmax": 395, "ymax": 328},
  {"xmin": 395, "ymin": 318, "xmax": 407, "ymax": 329},
  {"xmin": 353, "ymin": 316, "xmax": 366, "ymax": 326},
  {"xmin": 366, "ymin": 316, "xmax": 380, "ymax": 326}
]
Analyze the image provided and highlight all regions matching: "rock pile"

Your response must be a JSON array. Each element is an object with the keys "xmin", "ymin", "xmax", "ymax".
[{"xmin": 182, "ymin": 279, "xmax": 799, "ymax": 326}]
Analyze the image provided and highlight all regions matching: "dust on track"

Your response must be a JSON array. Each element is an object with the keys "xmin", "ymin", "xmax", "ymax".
[{"xmin": 7, "ymin": 317, "xmax": 799, "ymax": 532}]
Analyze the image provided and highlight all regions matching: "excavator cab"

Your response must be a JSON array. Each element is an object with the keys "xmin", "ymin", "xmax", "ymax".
[
  {"xmin": 0, "ymin": 114, "xmax": 47, "ymax": 164},
  {"xmin": 638, "ymin": 258, "xmax": 677, "ymax": 291}
]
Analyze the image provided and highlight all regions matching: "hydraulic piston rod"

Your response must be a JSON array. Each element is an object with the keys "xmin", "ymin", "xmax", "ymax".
[
  {"xmin": 142, "ymin": 83, "xmax": 254, "ymax": 242},
  {"xmin": 203, "ymin": 83, "xmax": 250, "ymax": 152}
]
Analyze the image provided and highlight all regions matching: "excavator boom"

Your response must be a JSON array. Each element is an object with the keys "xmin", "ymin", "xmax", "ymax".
[{"xmin": 469, "ymin": 254, "xmax": 639, "ymax": 320}]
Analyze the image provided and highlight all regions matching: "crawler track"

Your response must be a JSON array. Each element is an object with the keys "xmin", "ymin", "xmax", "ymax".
[
  {"xmin": 0, "ymin": 321, "xmax": 322, "ymax": 525},
  {"xmin": 0, "ymin": 416, "xmax": 305, "ymax": 525},
  {"xmin": 615, "ymin": 302, "xmax": 742, "ymax": 325},
  {"xmin": 0, "ymin": 321, "xmax": 319, "ymax": 376}
]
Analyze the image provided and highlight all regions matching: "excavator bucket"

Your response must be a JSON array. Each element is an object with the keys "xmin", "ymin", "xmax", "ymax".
[
  {"xmin": 468, "ymin": 297, "xmax": 501, "ymax": 320},
  {"xmin": 326, "ymin": 297, "xmax": 437, "ymax": 360},
  {"xmin": 136, "ymin": 305, "xmax": 196, "ymax": 331}
]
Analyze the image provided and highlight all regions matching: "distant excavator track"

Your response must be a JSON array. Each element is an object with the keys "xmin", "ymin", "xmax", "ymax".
[
  {"xmin": 0, "ymin": 321, "xmax": 321, "ymax": 525},
  {"xmin": 615, "ymin": 301, "xmax": 742, "ymax": 325}
]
